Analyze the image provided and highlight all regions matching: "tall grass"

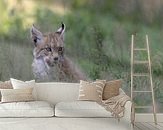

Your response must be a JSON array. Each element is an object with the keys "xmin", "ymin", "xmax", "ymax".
[{"xmin": 0, "ymin": 41, "xmax": 34, "ymax": 81}]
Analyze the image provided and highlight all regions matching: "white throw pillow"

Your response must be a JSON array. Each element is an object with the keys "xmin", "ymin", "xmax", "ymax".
[
  {"xmin": 10, "ymin": 78, "xmax": 37, "ymax": 100},
  {"xmin": 10, "ymin": 78, "xmax": 35, "ymax": 88}
]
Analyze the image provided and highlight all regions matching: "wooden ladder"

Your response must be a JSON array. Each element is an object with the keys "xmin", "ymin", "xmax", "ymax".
[{"xmin": 131, "ymin": 34, "xmax": 157, "ymax": 124}]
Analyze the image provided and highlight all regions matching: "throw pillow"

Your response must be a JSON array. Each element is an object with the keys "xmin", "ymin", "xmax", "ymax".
[
  {"xmin": 0, "ymin": 80, "xmax": 13, "ymax": 101},
  {"xmin": 10, "ymin": 78, "xmax": 37, "ymax": 100},
  {"xmin": 10, "ymin": 78, "xmax": 35, "ymax": 88},
  {"xmin": 1, "ymin": 88, "xmax": 34, "ymax": 103},
  {"xmin": 78, "ymin": 80, "xmax": 106, "ymax": 102},
  {"xmin": 0, "ymin": 80, "xmax": 13, "ymax": 89},
  {"xmin": 103, "ymin": 79, "xmax": 122, "ymax": 100}
]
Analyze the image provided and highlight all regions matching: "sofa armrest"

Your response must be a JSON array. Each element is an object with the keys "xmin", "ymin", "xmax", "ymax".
[{"xmin": 122, "ymin": 101, "xmax": 132, "ymax": 123}]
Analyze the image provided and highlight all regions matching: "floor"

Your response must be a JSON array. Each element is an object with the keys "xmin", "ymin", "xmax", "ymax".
[
  {"xmin": 0, "ymin": 117, "xmax": 131, "ymax": 130},
  {"xmin": 0, "ymin": 117, "xmax": 162, "ymax": 130},
  {"xmin": 134, "ymin": 122, "xmax": 163, "ymax": 130}
]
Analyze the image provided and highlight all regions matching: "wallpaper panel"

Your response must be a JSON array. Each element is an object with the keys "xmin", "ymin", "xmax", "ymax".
[{"xmin": 0, "ymin": 0, "xmax": 162, "ymax": 113}]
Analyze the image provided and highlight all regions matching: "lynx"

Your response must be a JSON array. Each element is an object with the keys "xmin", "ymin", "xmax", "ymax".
[{"xmin": 30, "ymin": 23, "xmax": 86, "ymax": 82}]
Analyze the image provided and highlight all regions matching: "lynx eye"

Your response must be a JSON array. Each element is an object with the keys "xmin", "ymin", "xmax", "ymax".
[
  {"xmin": 58, "ymin": 47, "xmax": 63, "ymax": 52},
  {"xmin": 46, "ymin": 47, "xmax": 52, "ymax": 52},
  {"xmin": 33, "ymin": 37, "xmax": 41, "ymax": 43}
]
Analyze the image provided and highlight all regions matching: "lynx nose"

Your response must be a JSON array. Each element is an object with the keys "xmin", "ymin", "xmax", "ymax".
[{"xmin": 54, "ymin": 57, "xmax": 58, "ymax": 61}]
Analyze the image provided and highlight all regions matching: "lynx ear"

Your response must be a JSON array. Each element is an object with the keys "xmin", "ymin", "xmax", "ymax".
[
  {"xmin": 30, "ymin": 24, "xmax": 43, "ymax": 46},
  {"xmin": 56, "ymin": 23, "xmax": 65, "ymax": 36}
]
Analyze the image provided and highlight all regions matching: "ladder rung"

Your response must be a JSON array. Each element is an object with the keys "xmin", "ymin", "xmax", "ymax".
[
  {"xmin": 134, "ymin": 48, "xmax": 147, "ymax": 51},
  {"xmin": 134, "ymin": 61, "xmax": 149, "ymax": 64},
  {"xmin": 133, "ymin": 73, "xmax": 149, "ymax": 76},
  {"xmin": 135, "ymin": 106, "xmax": 152, "ymax": 108},
  {"xmin": 133, "ymin": 91, "xmax": 152, "ymax": 93}
]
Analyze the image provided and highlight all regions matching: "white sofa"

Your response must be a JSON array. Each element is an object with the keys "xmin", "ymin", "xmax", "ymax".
[{"xmin": 0, "ymin": 82, "xmax": 132, "ymax": 130}]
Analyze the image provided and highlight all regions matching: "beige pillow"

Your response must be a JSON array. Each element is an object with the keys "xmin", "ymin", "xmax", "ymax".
[
  {"xmin": 102, "ymin": 79, "xmax": 122, "ymax": 100},
  {"xmin": 0, "ymin": 80, "xmax": 13, "ymax": 101},
  {"xmin": 78, "ymin": 80, "xmax": 106, "ymax": 102},
  {"xmin": 1, "ymin": 88, "xmax": 34, "ymax": 103},
  {"xmin": 0, "ymin": 80, "xmax": 13, "ymax": 89}
]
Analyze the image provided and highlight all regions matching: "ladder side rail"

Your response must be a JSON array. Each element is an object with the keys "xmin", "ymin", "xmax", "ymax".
[
  {"xmin": 146, "ymin": 35, "xmax": 157, "ymax": 124},
  {"xmin": 131, "ymin": 35, "xmax": 134, "ymax": 101}
]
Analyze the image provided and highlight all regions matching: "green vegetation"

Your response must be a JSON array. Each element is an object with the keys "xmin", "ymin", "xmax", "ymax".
[{"xmin": 0, "ymin": 0, "xmax": 163, "ymax": 112}]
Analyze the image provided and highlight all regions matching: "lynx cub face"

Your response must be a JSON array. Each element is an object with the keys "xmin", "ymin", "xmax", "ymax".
[{"xmin": 30, "ymin": 23, "xmax": 65, "ymax": 67}]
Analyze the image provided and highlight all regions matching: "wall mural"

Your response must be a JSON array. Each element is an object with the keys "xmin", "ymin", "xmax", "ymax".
[{"xmin": 0, "ymin": 0, "xmax": 163, "ymax": 113}]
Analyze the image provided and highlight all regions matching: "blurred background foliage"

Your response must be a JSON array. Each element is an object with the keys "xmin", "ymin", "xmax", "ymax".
[{"xmin": 0, "ymin": 0, "xmax": 163, "ymax": 112}]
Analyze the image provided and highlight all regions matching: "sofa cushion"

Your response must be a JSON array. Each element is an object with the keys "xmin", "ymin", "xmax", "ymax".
[
  {"xmin": 55, "ymin": 101, "xmax": 112, "ymax": 117},
  {"xmin": 78, "ymin": 80, "xmax": 106, "ymax": 102},
  {"xmin": 0, "ymin": 101, "xmax": 54, "ymax": 117},
  {"xmin": 1, "ymin": 88, "xmax": 34, "ymax": 103}
]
